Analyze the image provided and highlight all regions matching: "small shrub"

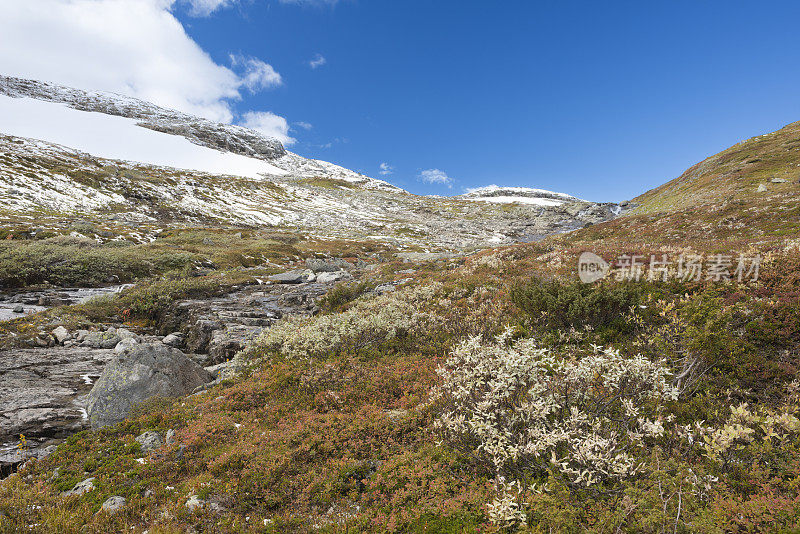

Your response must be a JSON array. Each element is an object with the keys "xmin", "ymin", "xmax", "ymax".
[
  {"xmin": 432, "ymin": 330, "xmax": 678, "ymax": 526},
  {"xmin": 248, "ymin": 284, "xmax": 441, "ymax": 360},
  {"xmin": 318, "ymin": 280, "xmax": 375, "ymax": 311},
  {"xmin": 510, "ymin": 278, "xmax": 646, "ymax": 334}
]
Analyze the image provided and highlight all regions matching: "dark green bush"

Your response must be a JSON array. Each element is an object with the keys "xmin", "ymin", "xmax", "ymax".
[
  {"xmin": 318, "ymin": 280, "xmax": 375, "ymax": 311},
  {"xmin": 510, "ymin": 278, "xmax": 646, "ymax": 334}
]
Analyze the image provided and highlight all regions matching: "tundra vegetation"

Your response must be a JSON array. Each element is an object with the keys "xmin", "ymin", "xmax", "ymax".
[
  {"xmin": 3, "ymin": 233, "xmax": 800, "ymax": 532},
  {"xmin": 3, "ymin": 122, "xmax": 800, "ymax": 532}
]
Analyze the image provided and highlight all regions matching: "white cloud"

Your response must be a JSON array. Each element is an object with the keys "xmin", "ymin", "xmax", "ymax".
[
  {"xmin": 308, "ymin": 54, "xmax": 327, "ymax": 69},
  {"xmin": 379, "ymin": 162, "xmax": 393, "ymax": 175},
  {"xmin": 231, "ymin": 54, "xmax": 283, "ymax": 92},
  {"xmin": 181, "ymin": 0, "xmax": 236, "ymax": 17},
  {"xmin": 418, "ymin": 168, "xmax": 454, "ymax": 187},
  {"xmin": 0, "ymin": 0, "xmax": 288, "ymax": 133},
  {"xmin": 241, "ymin": 111, "xmax": 296, "ymax": 146},
  {"xmin": 294, "ymin": 121, "xmax": 313, "ymax": 130}
]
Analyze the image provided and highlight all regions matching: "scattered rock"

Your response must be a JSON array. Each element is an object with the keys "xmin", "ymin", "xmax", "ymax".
[
  {"xmin": 185, "ymin": 494, "xmax": 223, "ymax": 512},
  {"xmin": 771, "ymin": 177, "xmax": 788, "ymax": 183},
  {"xmin": 757, "ymin": 183, "xmax": 768, "ymax": 192},
  {"xmin": 373, "ymin": 283, "xmax": 397, "ymax": 295},
  {"xmin": 384, "ymin": 409, "xmax": 409, "ymax": 422},
  {"xmin": 86, "ymin": 343, "xmax": 212, "ymax": 428},
  {"xmin": 63, "ymin": 477, "xmax": 95, "ymax": 497},
  {"xmin": 51, "ymin": 326, "xmax": 70, "ymax": 344},
  {"xmin": 114, "ymin": 337, "xmax": 139, "ymax": 354},
  {"xmin": 135, "ymin": 431, "xmax": 164, "ymax": 453},
  {"xmin": 268, "ymin": 270, "xmax": 314, "ymax": 284},
  {"xmin": 100, "ymin": 496, "xmax": 126, "ymax": 513},
  {"xmin": 116, "ymin": 328, "xmax": 137, "ymax": 340},
  {"xmin": 82, "ymin": 330, "xmax": 121, "ymax": 349},
  {"xmin": 315, "ymin": 271, "xmax": 353, "ymax": 284},
  {"xmin": 165, "ymin": 429, "xmax": 176, "ymax": 446},
  {"xmin": 185, "ymin": 495, "xmax": 204, "ymax": 512},
  {"xmin": 162, "ymin": 332, "xmax": 185, "ymax": 348},
  {"xmin": 12, "ymin": 305, "xmax": 23, "ymax": 313},
  {"xmin": 75, "ymin": 330, "xmax": 89, "ymax": 343}
]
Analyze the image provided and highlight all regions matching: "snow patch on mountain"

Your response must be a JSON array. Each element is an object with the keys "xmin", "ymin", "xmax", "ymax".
[
  {"xmin": 0, "ymin": 95, "xmax": 288, "ymax": 178},
  {"xmin": 460, "ymin": 185, "xmax": 585, "ymax": 206}
]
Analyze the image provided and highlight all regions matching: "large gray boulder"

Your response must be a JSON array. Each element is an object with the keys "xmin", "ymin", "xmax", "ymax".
[
  {"xmin": 268, "ymin": 270, "xmax": 314, "ymax": 284},
  {"xmin": 86, "ymin": 343, "xmax": 212, "ymax": 428},
  {"xmin": 305, "ymin": 258, "xmax": 353, "ymax": 273}
]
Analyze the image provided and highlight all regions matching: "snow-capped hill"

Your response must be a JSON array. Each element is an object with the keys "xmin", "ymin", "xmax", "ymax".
[
  {"xmin": 0, "ymin": 75, "xmax": 401, "ymax": 191},
  {"xmin": 460, "ymin": 185, "xmax": 583, "ymax": 206}
]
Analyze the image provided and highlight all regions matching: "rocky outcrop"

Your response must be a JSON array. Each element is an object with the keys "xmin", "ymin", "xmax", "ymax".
[
  {"xmin": 0, "ymin": 346, "xmax": 115, "ymax": 440},
  {"xmin": 86, "ymin": 343, "xmax": 212, "ymax": 428}
]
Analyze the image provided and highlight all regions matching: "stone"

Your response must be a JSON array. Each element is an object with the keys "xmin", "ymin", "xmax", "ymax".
[
  {"xmin": 114, "ymin": 337, "xmax": 139, "ymax": 354},
  {"xmin": 162, "ymin": 333, "xmax": 185, "ymax": 348},
  {"xmin": 771, "ymin": 177, "xmax": 788, "ymax": 183},
  {"xmin": 135, "ymin": 431, "xmax": 164, "ymax": 452},
  {"xmin": 374, "ymin": 283, "xmax": 397, "ymax": 295},
  {"xmin": 116, "ymin": 328, "xmax": 137, "ymax": 340},
  {"xmin": 202, "ymin": 237, "xmax": 215, "ymax": 246},
  {"xmin": 12, "ymin": 305, "xmax": 23, "ymax": 313},
  {"xmin": 268, "ymin": 270, "xmax": 313, "ymax": 284},
  {"xmin": 384, "ymin": 409, "xmax": 409, "ymax": 422},
  {"xmin": 86, "ymin": 343, "xmax": 212, "ymax": 428},
  {"xmin": 305, "ymin": 258, "xmax": 354, "ymax": 273},
  {"xmin": 186, "ymin": 495, "xmax": 204, "ymax": 512},
  {"xmin": 75, "ymin": 330, "xmax": 90, "ymax": 342},
  {"xmin": 186, "ymin": 494, "xmax": 223, "ymax": 512},
  {"xmin": 37, "ymin": 445, "xmax": 57, "ymax": 459},
  {"xmin": 0, "ymin": 346, "xmax": 116, "ymax": 441},
  {"xmin": 165, "ymin": 428, "xmax": 176, "ymax": 446},
  {"xmin": 315, "ymin": 271, "xmax": 353, "ymax": 284},
  {"xmin": 63, "ymin": 477, "xmax": 95, "ymax": 497},
  {"xmin": 100, "ymin": 496, "xmax": 126, "ymax": 513},
  {"xmin": 757, "ymin": 183, "xmax": 768, "ymax": 192},
  {"xmin": 82, "ymin": 330, "xmax": 121, "ymax": 349},
  {"xmin": 51, "ymin": 326, "xmax": 70, "ymax": 344}
]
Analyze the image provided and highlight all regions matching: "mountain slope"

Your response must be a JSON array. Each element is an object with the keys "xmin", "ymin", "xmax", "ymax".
[
  {"xmin": 0, "ymin": 76, "xmax": 619, "ymax": 249},
  {"xmin": 549, "ymin": 121, "xmax": 800, "ymax": 250}
]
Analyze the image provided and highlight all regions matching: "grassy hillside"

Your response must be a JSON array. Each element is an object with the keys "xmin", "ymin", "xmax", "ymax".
[{"xmin": 632, "ymin": 120, "xmax": 800, "ymax": 215}]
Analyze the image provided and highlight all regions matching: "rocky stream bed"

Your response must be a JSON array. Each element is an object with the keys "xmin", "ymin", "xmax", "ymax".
[{"xmin": 0, "ymin": 263, "xmax": 365, "ymax": 477}]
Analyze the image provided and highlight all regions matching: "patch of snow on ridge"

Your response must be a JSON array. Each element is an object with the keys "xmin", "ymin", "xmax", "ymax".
[
  {"xmin": 464, "ymin": 184, "xmax": 581, "ymax": 200},
  {"xmin": 465, "ymin": 196, "xmax": 565, "ymax": 206},
  {"xmin": 460, "ymin": 184, "xmax": 585, "ymax": 206},
  {"xmin": 0, "ymin": 95, "xmax": 287, "ymax": 178}
]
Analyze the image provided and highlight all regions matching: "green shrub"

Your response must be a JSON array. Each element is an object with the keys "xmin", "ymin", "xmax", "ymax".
[
  {"xmin": 0, "ymin": 237, "xmax": 198, "ymax": 287},
  {"xmin": 318, "ymin": 281, "xmax": 375, "ymax": 311},
  {"xmin": 510, "ymin": 278, "xmax": 646, "ymax": 335}
]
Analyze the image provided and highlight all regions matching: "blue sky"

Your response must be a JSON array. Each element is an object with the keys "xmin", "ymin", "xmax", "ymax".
[
  {"xmin": 177, "ymin": 0, "xmax": 800, "ymax": 201},
  {"xmin": 4, "ymin": 1, "xmax": 800, "ymax": 202}
]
